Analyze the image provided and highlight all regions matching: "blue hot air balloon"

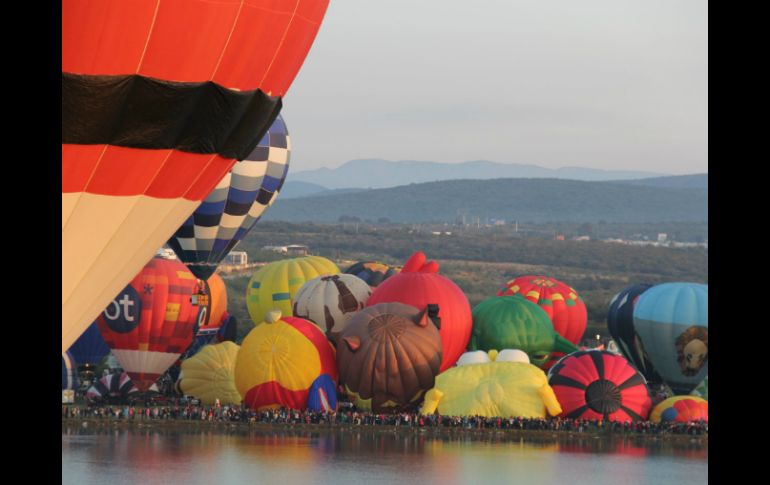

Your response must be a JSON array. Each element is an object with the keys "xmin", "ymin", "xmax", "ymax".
[
  {"xmin": 67, "ymin": 321, "xmax": 110, "ymax": 367},
  {"xmin": 167, "ymin": 114, "xmax": 291, "ymax": 280},
  {"xmin": 633, "ymin": 283, "xmax": 708, "ymax": 395},
  {"xmin": 606, "ymin": 283, "xmax": 662, "ymax": 385}
]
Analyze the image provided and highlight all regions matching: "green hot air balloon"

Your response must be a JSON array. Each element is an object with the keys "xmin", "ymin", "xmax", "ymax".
[{"xmin": 469, "ymin": 296, "xmax": 578, "ymax": 368}]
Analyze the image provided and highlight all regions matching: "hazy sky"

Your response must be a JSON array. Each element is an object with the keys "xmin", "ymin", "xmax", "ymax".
[{"xmin": 280, "ymin": 0, "xmax": 707, "ymax": 175}]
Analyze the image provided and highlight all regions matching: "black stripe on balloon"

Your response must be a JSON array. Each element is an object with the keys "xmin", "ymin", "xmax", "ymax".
[
  {"xmin": 193, "ymin": 212, "xmax": 223, "ymax": 228},
  {"xmin": 548, "ymin": 374, "xmax": 587, "ymax": 390},
  {"xmin": 224, "ymin": 199, "xmax": 253, "ymax": 217},
  {"xmin": 589, "ymin": 350, "xmax": 605, "ymax": 380},
  {"xmin": 620, "ymin": 405, "xmax": 644, "ymax": 421},
  {"xmin": 94, "ymin": 381, "xmax": 108, "ymax": 397},
  {"xmin": 616, "ymin": 373, "xmax": 646, "ymax": 391},
  {"xmin": 62, "ymin": 73, "xmax": 282, "ymax": 161},
  {"xmin": 565, "ymin": 405, "xmax": 589, "ymax": 419},
  {"xmin": 256, "ymin": 188, "xmax": 275, "ymax": 205}
]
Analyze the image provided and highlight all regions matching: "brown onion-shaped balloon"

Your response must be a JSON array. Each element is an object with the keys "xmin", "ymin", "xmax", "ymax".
[{"xmin": 337, "ymin": 303, "xmax": 442, "ymax": 413}]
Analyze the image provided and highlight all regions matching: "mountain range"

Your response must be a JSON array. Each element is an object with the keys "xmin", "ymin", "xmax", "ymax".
[
  {"xmin": 286, "ymin": 159, "xmax": 673, "ymax": 191},
  {"xmin": 266, "ymin": 176, "xmax": 707, "ymax": 224}
]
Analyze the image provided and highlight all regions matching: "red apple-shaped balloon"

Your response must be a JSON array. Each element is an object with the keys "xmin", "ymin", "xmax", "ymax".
[{"xmin": 366, "ymin": 252, "xmax": 472, "ymax": 371}]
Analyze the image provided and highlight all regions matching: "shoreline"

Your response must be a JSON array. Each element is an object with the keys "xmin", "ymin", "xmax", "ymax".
[{"xmin": 61, "ymin": 418, "xmax": 707, "ymax": 447}]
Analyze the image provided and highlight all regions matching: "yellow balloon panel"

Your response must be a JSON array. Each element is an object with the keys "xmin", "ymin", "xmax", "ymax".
[
  {"xmin": 421, "ymin": 362, "xmax": 562, "ymax": 418},
  {"xmin": 180, "ymin": 342, "xmax": 242, "ymax": 406},
  {"xmin": 246, "ymin": 256, "xmax": 339, "ymax": 324}
]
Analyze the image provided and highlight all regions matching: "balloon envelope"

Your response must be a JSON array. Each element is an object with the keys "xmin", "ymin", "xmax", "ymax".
[
  {"xmin": 96, "ymin": 258, "xmax": 201, "ymax": 391},
  {"xmin": 68, "ymin": 321, "xmax": 110, "ymax": 367},
  {"xmin": 367, "ymin": 252, "xmax": 471, "ymax": 372},
  {"xmin": 633, "ymin": 283, "xmax": 708, "ymax": 395},
  {"xmin": 549, "ymin": 350, "xmax": 652, "ymax": 422},
  {"xmin": 168, "ymin": 115, "xmax": 291, "ymax": 280},
  {"xmin": 179, "ymin": 342, "xmax": 242, "ymax": 406},
  {"xmin": 246, "ymin": 256, "xmax": 340, "ymax": 324},
  {"xmin": 62, "ymin": 351, "xmax": 79, "ymax": 390},
  {"xmin": 62, "ymin": 0, "xmax": 330, "ymax": 352}
]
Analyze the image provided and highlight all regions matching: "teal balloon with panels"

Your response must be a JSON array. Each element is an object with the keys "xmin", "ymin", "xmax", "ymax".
[{"xmin": 633, "ymin": 283, "xmax": 707, "ymax": 395}]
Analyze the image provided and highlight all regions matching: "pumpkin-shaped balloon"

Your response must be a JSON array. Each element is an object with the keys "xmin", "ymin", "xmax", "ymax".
[
  {"xmin": 367, "ymin": 252, "xmax": 471, "ymax": 371},
  {"xmin": 179, "ymin": 342, "xmax": 242, "ymax": 406},
  {"xmin": 62, "ymin": 351, "xmax": 79, "ymax": 391},
  {"xmin": 235, "ymin": 310, "xmax": 337, "ymax": 411},
  {"xmin": 421, "ymin": 352, "xmax": 562, "ymax": 418},
  {"xmin": 62, "ymin": 0, "xmax": 331, "ymax": 353},
  {"xmin": 650, "ymin": 396, "xmax": 708, "ymax": 423},
  {"xmin": 246, "ymin": 256, "xmax": 339, "ymax": 324},
  {"xmin": 469, "ymin": 296, "xmax": 578, "ymax": 368},
  {"xmin": 344, "ymin": 261, "xmax": 398, "ymax": 288},
  {"xmin": 606, "ymin": 283, "xmax": 662, "ymax": 385},
  {"xmin": 548, "ymin": 350, "xmax": 652, "ymax": 422},
  {"xmin": 633, "ymin": 283, "xmax": 708, "ymax": 395},
  {"xmin": 167, "ymin": 115, "xmax": 291, "ymax": 280},
  {"xmin": 337, "ymin": 303, "xmax": 443, "ymax": 413},
  {"xmin": 497, "ymin": 275, "xmax": 587, "ymax": 346},
  {"xmin": 96, "ymin": 257, "xmax": 201, "ymax": 391},
  {"xmin": 293, "ymin": 274, "xmax": 372, "ymax": 336}
]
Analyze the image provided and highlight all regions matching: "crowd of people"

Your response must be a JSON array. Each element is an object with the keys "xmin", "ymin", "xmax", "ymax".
[{"xmin": 62, "ymin": 403, "xmax": 707, "ymax": 436}]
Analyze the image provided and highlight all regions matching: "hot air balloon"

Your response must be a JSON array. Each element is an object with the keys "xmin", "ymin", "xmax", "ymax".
[
  {"xmin": 179, "ymin": 342, "xmax": 241, "ymax": 406},
  {"xmin": 468, "ymin": 296, "xmax": 578, "ymax": 369},
  {"xmin": 633, "ymin": 283, "xmax": 708, "ymax": 395},
  {"xmin": 235, "ymin": 310, "xmax": 338, "ymax": 411},
  {"xmin": 367, "ymin": 252, "xmax": 471, "ymax": 372},
  {"xmin": 293, "ymin": 274, "xmax": 372, "ymax": 336},
  {"xmin": 62, "ymin": 352, "xmax": 79, "ymax": 391},
  {"xmin": 337, "ymin": 303, "xmax": 443, "ymax": 413},
  {"xmin": 67, "ymin": 321, "xmax": 110, "ymax": 368},
  {"xmin": 650, "ymin": 396, "xmax": 708, "ymax": 423},
  {"xmin": 62, "ymin": 0, "xmax": 331, "ymax": 352},
  {"xmin": 86, "ymin": 372, "xmax": 139, "ymax": 403},
  {"xmin": 96, "ymin": 257, "xmax": 201, "ymax": 391},
  {"xmin": 183, "ymin": 273, "xmax": 230, "ymax": 359},
  {"xmin": 246, "ymin": 256, "xmax": 339, "ymax": 324},
  {"xmin": 548, "ymin": 350, "xmax": 652, "ymax": 422},
  {"xmin": 420, "ymin": 350, "xmax": 562, "ymax": 418},
  {"xmin": 168, "ymin": 115, "xmax": 291, "ymax": 280},
  {"xmin": 497, "ymin": 276, "xmax": 587, "ymax": 368},
  {"xmin": 606, "ymin": 283, "xmax": 662, "ymax": 385},
  {"xmin": 217, "ymin": 315, "xmax": 239, "ymax": 343},
  {"xmin": 344, "ymin": 261, "xmax": 398, "ymax": 288}
]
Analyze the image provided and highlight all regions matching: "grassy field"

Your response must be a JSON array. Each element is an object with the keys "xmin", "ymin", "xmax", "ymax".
[{"xmin": 221, "ymin": 222, "xmax": 707, "ymax": 342}]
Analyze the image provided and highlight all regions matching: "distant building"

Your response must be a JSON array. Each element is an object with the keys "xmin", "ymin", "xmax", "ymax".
[
  {"xmin": 225, "ymin": 251, "xmax": 248, "ymax": 265},
  {"xmin": 657, "ymin": 233, "xmax": 668, "ymax": 243},
  {"xmin": 554, "ymin": 234, "xmax": 565, "ymax": 241},
  {"xmin": 286, "ymin": 245, "xmax": 309, "ymax": 256},
  {"xmin": 263, "ymin": 245, "xmax": 288, "ymax": 254},
  {"xmin": 573, "ymin": 236, "xmax": 590, "ymax": 241},
  {"xmin": 155, "ymin": 248, "xmax": 177, "ymax": 260}
]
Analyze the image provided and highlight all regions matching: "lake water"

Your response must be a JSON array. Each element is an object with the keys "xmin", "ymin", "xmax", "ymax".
[{"xmin": 62, "ymin": 424, "xmax": 707, "ymax": 485}]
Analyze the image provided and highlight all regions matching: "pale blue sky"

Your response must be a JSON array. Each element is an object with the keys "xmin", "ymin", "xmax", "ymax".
[{"xmin": 281, "ymin": 0, "xmax": 707, "ymax": 175}]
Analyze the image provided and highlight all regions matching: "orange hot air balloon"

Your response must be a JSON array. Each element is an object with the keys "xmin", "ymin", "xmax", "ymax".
[
  {"xmin": 62, "ymin": 0, "xmax": 331, "ymax": 352},
  {"xmin": 96, "ymin": 258, "xmax": 201, "ymax": 391}
]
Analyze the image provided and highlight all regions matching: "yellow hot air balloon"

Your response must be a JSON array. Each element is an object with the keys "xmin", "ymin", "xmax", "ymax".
[
  {"xmin": 421, "ymin": 350, "xmax": 562, "ymax": 418},
  {"xmin": 179, "ymin": 342, "xmax": 242, "ymax": 406},
  {"xmin": 246, "ymin": 256, "xmax": 339, "ymax": 324}
]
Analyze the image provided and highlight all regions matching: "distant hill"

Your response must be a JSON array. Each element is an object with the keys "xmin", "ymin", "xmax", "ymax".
[
  {"xmin": 279, "ymin": 181, "xmax": 328, "ymax": 199},
  {"xmin": 289, "ymin": 159, "xmax": 669, "ymax": 189},
  {"xmin": 265, "ymin": 178, "xmax": 707, "ymax": 224},
  {"xmin": 608, "ymin": 174, "xmax": 708, "ymax": 189}
]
